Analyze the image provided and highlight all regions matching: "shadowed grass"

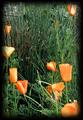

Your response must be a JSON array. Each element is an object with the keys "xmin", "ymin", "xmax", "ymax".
[{"xmin": 2, "ymin": 3, "xmax": 80, "ymax": 118}]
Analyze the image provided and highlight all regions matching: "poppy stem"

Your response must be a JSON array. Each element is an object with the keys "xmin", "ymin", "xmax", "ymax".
[
  {"xmin": 36, "ymin": 80, "xmax": 51, "ymax": 85},
  {"xmin": 51, "ymin": 71, "xmax": 54, "ymax": 84},
  {"xmin": 55, "ymin": 101, "xmax": 59, "ymax": 115},
  {"xmin": 24, "ymin": 94, "xmax": 44, "ymax": 109},
  {"xmin": 65, "ymin": 82, "xmax": 68, "ymax": 102},
  {"xmin": 13, "ymin": 84, "xmax": 17, "ymax": 110},
  {"xmin": 3, "ymin": 58, "xmax": 9, "ymax": 114},
  {"xmin": 28, "ymin": 105, "xmax": 48, "ymax": 116},
  {"xmin": 61, "ymin": 55, "xmax": 64, "ymax": 63},
  {"xmin": 6, "ymin": 58, "xmax": 8, "ymax": 73},
  {"xmin": 37, "ymin": 70, "xmax": 41, "ymax": 81},
  {"xmin": 38, "ymin": 82, "xmax": 52, "ymax": 98},
  {"xmin": 18, "ymin": 72, "xmax": 25, "ymax": 79},
  {"xmin": 6, "ymin": 58, "xmax": 9, "ymax": 96}
]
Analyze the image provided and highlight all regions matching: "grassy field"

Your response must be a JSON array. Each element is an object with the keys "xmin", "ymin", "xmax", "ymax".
[{"xmin": 2, "ymin": 3, "xmax": 80, "ymax": 119}]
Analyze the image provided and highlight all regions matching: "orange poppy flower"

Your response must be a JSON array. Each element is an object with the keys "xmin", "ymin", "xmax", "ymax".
[
  {"xmin": 9, "ymin": 68, "xmax": 17, "ymax": 83},
  {"xmin": 59, "ymin": 64, "xmax": 72, "ymax": 82},
  {"xmin": 67, "ymin": 4, "xmax": 76, "ymax": 16},
  {"xmin": 4, "ymin": 24, "xmax": 11, "ymax": 35},
  {"xmin": 46, "ymin": 82, "xmax": 65, "ymax": 93},
  {"xmin": 46, "ymin": 61, "xmax": 57, "ymax": 72},
  {"xmin": 2, "ymin": 46, "xmax": 15, "ymax": 59},
  {"xmin": 15, "ymin": 80, "xmax": 28, "ymax": 94},
  {"xmin": 61, "ymin": 100, "xmax": 80, "ymax": 117},
  {"xmin": 46, "ymin": 82, "xmax": 65, "ymax": 101},
  {"xmin": 46, "ymin": 85, "xmax": 52, "ymax": 94},
  {"xmin": 52, "ymin": 82, "xmax": 65, "ymax": 92}
]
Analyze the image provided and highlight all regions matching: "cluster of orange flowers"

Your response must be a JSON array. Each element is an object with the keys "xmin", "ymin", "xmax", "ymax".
[
  {"xmin": 46, "ymin": 61, "xmax": 72, "ymax": 102},
  {"xmin": 46, "ymin": 61, "xmax": 80, "ymax": 117},
  {"xmin": 46, "ymin": 61, "xmax": 72, "ymax": 82},
  {"xmin": 9, "ymin": 68, "xmax": 28, "ymax": 94},
  {"xmin": 2, "ymin": 45, "xmax": 28, "ymax": 95},
  {"xmin": 2, "ymin": 3, "xmax": 78, "ymax": 117},
  {"xmin": 2, "ymin": 22, "xmax": 29, "ymax": 94}
]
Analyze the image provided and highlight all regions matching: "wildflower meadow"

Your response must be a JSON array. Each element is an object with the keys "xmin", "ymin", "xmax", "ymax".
[{"xmin": 1, "ymin": 2, "xmax": 81, "ymax": 119}]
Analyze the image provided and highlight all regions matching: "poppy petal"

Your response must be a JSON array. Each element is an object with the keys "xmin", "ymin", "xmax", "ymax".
[
  {"xmin": 59, "ymin": 64, "xmax": 72, "ymax": 82},
  {"xmin": 46, "ymin": 61, "xmax": 57, "ymax": 72},
  {"xmin": 4, "ymin": 25, "xmax": 11, "ymax": 35},
  {"xmin": 9, "ymin": 68, "xmax": 17, "ymax": 83},
  {"xmin": 61, "ymin": 100, "xmax": 80, "ymax": 117},
  {"xmin": 52, "ymin": 82, "xmax": 65, "ymax": 92},
  {"xmin": 15, "ymin": 80, "xmax": 28, "ymax": 94},
  {"xmin": 67, "ymin": 4, "xmax": 76, "ymax": 16},
  {"xmin": 2, "ymin": 46, "xmax": 15, "ymax": 58}
]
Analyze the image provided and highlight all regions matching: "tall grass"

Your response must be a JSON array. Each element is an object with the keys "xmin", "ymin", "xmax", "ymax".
[{"xmin": 2, "ymin": 3, "xmax": 80, "ymax": 118}]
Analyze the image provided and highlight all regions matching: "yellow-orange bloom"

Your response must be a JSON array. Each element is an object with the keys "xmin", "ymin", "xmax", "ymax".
[
  {"xmin": 2, "ymin": 46, "xmax": 15, "ymax": 59},
  {"xmin": 9, "ymin": 68, "xmax": 17, "ymax": 83},
  {"xmin": 67, "ymin": 4, "xmax": 76, "ymax": 16},
  {"xmin": 46, "ymin": 85, "xmax": 52, "ymax": 94},
  {"xmin": 46, "ymin": 82, "xmax": 65, "ymax": 101},
  {"xmin": 61, "ymin": 100, "xmax": 80, "ymax": 117},
  {"xmin": 46, "ymin": 61, "xmax": 57, "ymax": 72},
  {"xmin": 15, "ymin": 80, "xmax": 28, "ymax": 94},
  {"xmin": 59, "ymin": 64, "xmax": 72, "ymax": 82},
  {"xmin": 52, "ymin": 82, "xmax": 65, "ymax": 92}
]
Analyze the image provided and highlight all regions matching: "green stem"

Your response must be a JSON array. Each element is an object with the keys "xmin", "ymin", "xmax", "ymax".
[
  {"xmin": 3, "ymin": 58, "xmax": 9, "ymax": 114},
  {"xmin": 31, "ymin": 108, "xmax": 48, "ymax": 116},
  {"xmin": 51, "ymin": 71, "xmax": 55, "ymax": 84},
  {"xmin": 13, "ymin": 84, "xmax": 17, "ymax": 111},
  {"xmin": 37, "ymin": 70, "xmax": 41, "ymax": 81},
  {"xmin": 24, "ymin": 94, "xmax": 44, "ymax": 109},
  {"xmin": 36, "ymin": 80, "xmax": 51, "ymax": 85},
  {"xmin": 55, "ymin": 101, "xmax": 59, "ymax": 115},
  {"xmin": 39, "ymin": 82, "xmax": 52, "ymax": 98},
  {"xmin": 61, "ymin": 54, "xmax": 64, "ymax": 63},
  {"xmin": 6, "ymin": 58, "xmax": 9, "ymax": 104},
  {"xmin": 18, "ymin": 72, "xmax": 26, "ymax": 79},
  {"xmin": 27, "ymin": 104, "xmax": 48, "ymax": 116},
  {"xmin": 35, "ymin": 81, "xmax": 60, "ymax": 115},
  {"xmin": 6, "ymin": 58, "xmax": 8, "ymax": 73},
  {"xmin": 24, "ymin": 93, "xmax": 48, "ymax": 115},
  {"xmin": 65, "ymin": 82, "xmax": 68, "ymax": 102}
]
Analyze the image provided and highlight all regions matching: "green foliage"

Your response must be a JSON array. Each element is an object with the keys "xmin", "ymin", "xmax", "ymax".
[
  {"xmin": 9, "ymin": 53, "xmax": 20, "ymax": 68},
  {"xmin": 2, "ymin": 3, "xmax": 80, "ymax": 118}
]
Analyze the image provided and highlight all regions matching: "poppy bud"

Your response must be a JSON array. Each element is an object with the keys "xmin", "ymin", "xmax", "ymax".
[
  {"xmin": 2, "ymin": 46, "xmax": 15, "ymax": 59},
  {"xmin": 4, "ymin": 24, "xmax": 11, "ymax": 35},
  {"xmin": 67, "ymin": 4, "xmax": 76, "ymax": 16},
  {"xmin": 15, "ymin": 80, "xmax": 28, "ymax": 94},
  {"xmin": 9, "ymin": 68, "xmax": 17, "ymax": 83},
  {"xmin": 46, "ymin": 61, "xmax": 57, "ymax": 72}
]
